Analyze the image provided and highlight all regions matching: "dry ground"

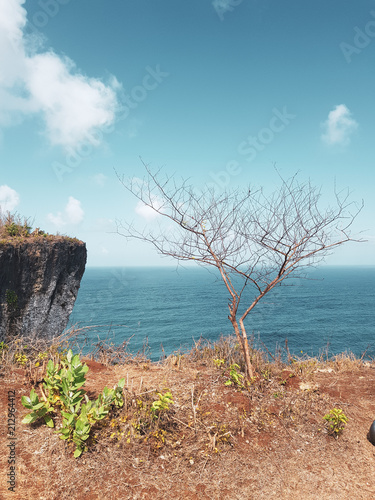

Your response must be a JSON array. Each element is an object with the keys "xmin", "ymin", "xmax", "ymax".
[{"xmin": 1, "ymin": 355, "xmax": 375, "ymax": 500}]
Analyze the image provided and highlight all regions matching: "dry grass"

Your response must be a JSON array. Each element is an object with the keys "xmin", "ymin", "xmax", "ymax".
[
  {"xmin": 0, "ymin": 210, "xmax": 82, "ymax": 244},
  {"xmin": 2, "ymin": 331, "xmax": 375, "ymax": 499},
  {"xmin": 0, "ymin": 211, "xmax": 33, "ymax": 239}
]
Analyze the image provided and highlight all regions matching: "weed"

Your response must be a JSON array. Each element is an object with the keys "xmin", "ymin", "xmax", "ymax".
[
  {"xmin": 273, "ymin": 392, "xmax": 284, "ymax": 399},
  {"xmin": 34, "ymin": 352, "xmax": 48, "ymax": 367},
  {"xmin": 224, "ymin": 363, "xmax": 244, "ymax": 388},
  {"xmin": 323, "ymin": 408, "xmax": 348, "ymax": 437},
  {"xmin": 21, "ymin": 349, "xmax": 125, "ymax": 458},
  {"xmin": 213, "ymin": 358, "xmax": 225, "ymax": 368},
  {"xmin": 21, "ymin": 388, "xmax": 54, "ymax": 428},
  {"xmin": 107, "ymin": 389, "xmax": 176, "ymax": 453},
  {"xmin": 261, "ymin": 367, "xmax": 272, "ymax": 380},
  {"xmin": 0, "ymin": 211, "xmax": 32, "ymax": 238},
  {"xmin": 151, "ymin": 391, "xmax": 174, "ymax": 418},
  {"xmin": 5, "ymin": 290, "xmax": 18, "ymax": 311},
  {"xmin": 14, "ymin": 352, "xmax": 28, "ymax": 366}
]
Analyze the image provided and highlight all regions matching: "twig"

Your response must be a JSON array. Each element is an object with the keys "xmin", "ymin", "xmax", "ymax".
[
  {"xmin": 284, "ymin": 339, "xmax": 293, "ymax": 363},
  {"xmin": 137, "ymin": 389, "xmax": 157, "ymax": 397},
  {"xmin": 260, "ymin": 340, "xmax": 277, "ymax": 362},
  {"xmin": 200, "ymin": 456, "xmax": 210, "ymax": 476},
  {"xmin": 39, "ymin": 384, "xmax": 48, "ymax": 402},
  {"xmin": 171, "ymin": 416, "xmax": 194, "ymax": 430},
  {"xmin": 360, "ymin": 345, "xmax": 371, "ymax": 361},
  {"xmin": 191, "ymin": 386, "xmax": 197, "ymax": 434}
]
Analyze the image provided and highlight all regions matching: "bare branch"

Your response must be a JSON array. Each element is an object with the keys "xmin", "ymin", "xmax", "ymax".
[{"xmin": 116, "ymin": 163, "xmax": 364, "ymax": 378}]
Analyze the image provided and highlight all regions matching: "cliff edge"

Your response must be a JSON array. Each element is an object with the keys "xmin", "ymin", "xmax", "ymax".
[{"xmin": 0, "ymin": 237, "xmax": 86, "ymax": 341}]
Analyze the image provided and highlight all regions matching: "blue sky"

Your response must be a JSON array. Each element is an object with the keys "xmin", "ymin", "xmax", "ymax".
[{"xmin": 0, "ymin": 0, "xmax": 374, "ymax": 266}]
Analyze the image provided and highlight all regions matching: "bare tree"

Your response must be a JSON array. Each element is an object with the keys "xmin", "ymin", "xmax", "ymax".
[{"xmin": 116, "ymin": 163, "xmax": 363, "ymax": 378}]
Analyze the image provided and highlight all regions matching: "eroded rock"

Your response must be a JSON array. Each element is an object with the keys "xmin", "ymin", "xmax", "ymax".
[{"xmin": 0, "ymin": 237, "xmax": 86, "ymax": 340}]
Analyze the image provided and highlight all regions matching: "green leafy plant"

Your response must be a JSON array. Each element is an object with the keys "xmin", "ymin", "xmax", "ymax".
[
  {"xmin": 4, "ymin": 217, "xmax": 31, "ymax": 237},
  {"xmin": 224, "ymin": 363, "xmax": 244, "ymax": 388},
  {"xmin": 14, "ymin": 352, "xmax": 28, "ymax": 366},
  {"xmin": 21, "ymin": 349, "xmax": 125, "ymax": 458},
  {"xmin": 323, "ymin": 408, "xmax": 348, "ymax": 437},
  {"xmin": 151, "ymin": 391, "xmax": 174, "ymax": 418},
  {"xmin": 5, "ymin": 290, "xmax": 18, "ymax": 311},
  {"xmin": 21, "ymin": 389, "xmax": 54, "ymax": 427},
  {"xmin": 261, "ymin": 367, "xmax": 271, "ymax": 380},
  {"xmin": 12, "ymin": 339, "xmax": 29, "ymax": 366},
  {"xmin": 6, "ymin": 222, "xmax": 19, "ymax": 236},
  {"xmin": 213, "ymin": 358, "xmax": 225, "ymax": 368},
  {"xmin": 44, "ymin": 350, "xmax": 88, "ymax": 411},
  {"xmin": 34, "ymin": 351, "xmax": 48, "ymax": 367},
  {"xmin": 0, "ymin": 211, "xmax": 53, "ymax": 241},
  {"xmin": 107, "ymin": 390, "xmax": 175, "ymax": 451}
]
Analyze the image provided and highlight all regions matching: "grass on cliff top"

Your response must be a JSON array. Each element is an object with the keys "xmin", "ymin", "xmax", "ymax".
[
  {"xmin": 0, "ymin": 210, "xmax": 81, "ymax": 243},
  {"xmin": 0, "ymin": 325, "xmax": 371, "ymax": 382}
]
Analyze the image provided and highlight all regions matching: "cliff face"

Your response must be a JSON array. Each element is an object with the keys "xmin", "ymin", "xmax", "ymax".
[{"xmin": 0, "ymin": 238, "xmax": 86, "ymax": 341}]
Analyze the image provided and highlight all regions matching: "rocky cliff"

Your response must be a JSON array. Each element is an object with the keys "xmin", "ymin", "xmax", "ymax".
[{"xmin": 0, "ymin": 237, "xmax": 86, "ymax": 341}]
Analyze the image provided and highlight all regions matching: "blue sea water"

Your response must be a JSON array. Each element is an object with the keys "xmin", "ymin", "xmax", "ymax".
[{"xmin": 69, "ymin": 266, "xmax": 375, "ymax": 361}]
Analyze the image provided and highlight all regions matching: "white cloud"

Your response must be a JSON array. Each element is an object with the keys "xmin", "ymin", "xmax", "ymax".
[
  {"xmin": 212, "ymin": 0, "xmax": 241, "ymax": 19},
  {"xmin": 0, "ymin": 0, "xmax": 119, "ymax": 148},
  {"xmin": 212, "ymin": 0, "xmax": 233, "ymax": 15},
  {"xmin": 0, "ymin": 185, "xmax": 20, "ymax": 211},
  {"xmin": 48, "ymin": 196, "xmax": 84, "ymax": 227},
  {"xmin": 65, "ymin": 196, "xmax": 84, "ymax": 224},
  {"xmin": 321, "ymin": 104, "xmax": 358, "ymax": 146},
  {"xmin": 135, "ymin": 199, "xmax": 161, "ymax": 221},
  {"xmin": 47, "ymin": 212, "xmax": 65, "ymax": 227}
]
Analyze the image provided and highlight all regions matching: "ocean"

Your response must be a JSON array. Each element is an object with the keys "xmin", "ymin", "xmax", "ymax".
[{"xmin": 69, "ymin": 266, "xmax": 375, "ymax": 361}]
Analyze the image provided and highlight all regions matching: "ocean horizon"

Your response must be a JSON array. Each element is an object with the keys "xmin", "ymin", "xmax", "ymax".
[{"xmin": 69, "ymin": 265, "xmax": 375, "ymax": 362}]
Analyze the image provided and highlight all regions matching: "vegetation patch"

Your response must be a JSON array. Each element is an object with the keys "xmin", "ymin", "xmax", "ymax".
[
  {"xmin": 323, "ymin": 408, "xmax": 349, "ymax": 437},
  {"xmin": 21, "ymin": 349, "xmax": 126, "ymax": 457},
  {"xmin": 1, "ymin": 330, "xmax": 374, "ymax": 498},
  {"xmin": 0, "ymin": 210, "xmax": 82, "ymax": 243}
]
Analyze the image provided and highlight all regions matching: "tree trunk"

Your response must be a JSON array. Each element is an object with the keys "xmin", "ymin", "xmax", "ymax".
[
  {"xmin": 230, "ymin": 317, "xmax": 254, "ymax": 379},
  {"xmin": 239, "ymin": 319, "xmax": 254, "ymax": 379}
]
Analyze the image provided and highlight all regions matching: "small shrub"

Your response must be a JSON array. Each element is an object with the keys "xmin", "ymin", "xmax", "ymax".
[
  {"xmin": 0, "ymin": 211, "xmax": 56, "ymax": 241},
  {"xmin": 108, "ymin": 389, "xmax": 175, "ymax": 452},
  {"xmin": 21, "ymin": 349, "xmax": 125, "ymax": 458},
  {"xmin": 151, "ymin": 391, "xmax": 174, "ymax": 418},
  {"xmin": 0, "ymin": 211, "xmax": 32, "ymax": 238},
  {"xmin": 14, "ymin": 352, "xmax": 28, "ymax": 366},
  {"xmin": 213, "ymin": 358, "xmax": 225, "ymax": 368},
  {"xmin": 323, "ymin": 408, "xmax": 348, "ymax": 437},
  {"xmin": 224, "ymin": 363, "xmax": 245, "ymax": 388}
]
